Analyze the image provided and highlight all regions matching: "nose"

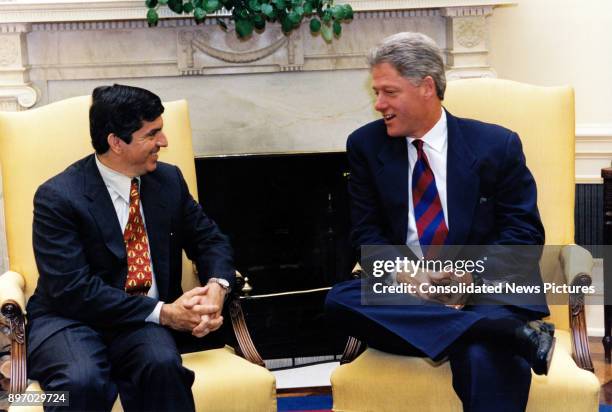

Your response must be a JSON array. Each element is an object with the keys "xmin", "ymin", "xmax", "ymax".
[
  {"xmin": 157, "ymin": 132, "xmax": 168, "ymax": 147},
  {"xmin": 374, "ymin": 94, "xmax": 387, "ymax": 112}
]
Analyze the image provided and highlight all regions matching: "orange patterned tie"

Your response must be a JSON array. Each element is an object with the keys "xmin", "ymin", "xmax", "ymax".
[{"xmin": 124, "ymin": 178, "xmax": 152, "ymax": 295}]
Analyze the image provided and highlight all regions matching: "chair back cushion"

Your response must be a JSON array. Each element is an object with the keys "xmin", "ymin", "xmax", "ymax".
[
  {"xmin": 0, "ymin": 96, "xmax": 198, "ymax": 299},
  {"xmin": 444, "ymin": 79, "xmax": 575, "ymax": 245},
  {"xmin": 444, "ymin": 79, "xmax": 575, "ymax": 330}
]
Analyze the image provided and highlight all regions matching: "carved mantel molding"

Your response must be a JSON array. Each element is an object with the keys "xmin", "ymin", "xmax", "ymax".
[
  {"xmin": 0, "ymin": 22, "xmax": 37, "ymax": 111},
  {"xmin": 0, "ymin": 0, "xmax": 514, "ymax": 23}
]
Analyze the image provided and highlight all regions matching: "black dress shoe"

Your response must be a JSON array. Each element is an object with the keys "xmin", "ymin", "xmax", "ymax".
[
  {"xmin": 528, "ymin": 320, "xmax": 555, "ymax": 337},
  {"xmin": 515, "ymin": 322, "xmax": 556, "ymax": 375}
]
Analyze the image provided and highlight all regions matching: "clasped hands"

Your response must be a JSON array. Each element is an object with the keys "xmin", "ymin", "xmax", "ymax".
[
  {"xmin": 160, "ymin": 282, "xmax": 227, "ymax": 337},
  {"xmin": 396, "ymin": 268, "xmax": 473, "ymax": 309}
]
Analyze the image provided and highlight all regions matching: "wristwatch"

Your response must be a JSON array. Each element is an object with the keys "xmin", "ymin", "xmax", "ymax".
[{"xmin": 208, "ymin": 277, "xmax": 231, "ymax": 293}]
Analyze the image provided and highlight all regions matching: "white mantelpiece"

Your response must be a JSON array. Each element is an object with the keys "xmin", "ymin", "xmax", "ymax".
[{"xmin": 0, "ymin": 0, "xmax": 513, "ymax": 110}]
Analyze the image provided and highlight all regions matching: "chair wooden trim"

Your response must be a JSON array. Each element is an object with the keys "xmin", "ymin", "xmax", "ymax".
[
  {"xmin": 569, "ymin": 272, "xmax": 594, "ymax": 372},
  {"xmin": 0, "ymin": 300, "xmax": 26, "ymax": 394}
]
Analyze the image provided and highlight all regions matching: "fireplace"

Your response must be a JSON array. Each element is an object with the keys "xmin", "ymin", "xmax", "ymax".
[{"xmin": 196, "ymin": 152, "xmax": 354, "ymax": 362}]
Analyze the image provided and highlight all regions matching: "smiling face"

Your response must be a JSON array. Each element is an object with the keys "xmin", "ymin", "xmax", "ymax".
[
  {"xmin": 115, "ymin": 116, "xmax": 167, "ymax": 177},
  {"xmin": 371, "ymin": 62, "xmax": 440, "ymax": 138}
]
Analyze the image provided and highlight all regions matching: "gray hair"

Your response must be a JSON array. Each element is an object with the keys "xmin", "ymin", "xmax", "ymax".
[{"xmin": 368, "ymin": 32, "xmax": 446, "ymax": 100}]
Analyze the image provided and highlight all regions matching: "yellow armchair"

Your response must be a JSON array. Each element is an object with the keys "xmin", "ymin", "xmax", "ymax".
[
  {"xmin": 331, "ymin": 79, "xmax": 600, "ymax": 412},
  {"xmin": 0, "ymin": 96, "xmax": 276, "ymax": 411}
]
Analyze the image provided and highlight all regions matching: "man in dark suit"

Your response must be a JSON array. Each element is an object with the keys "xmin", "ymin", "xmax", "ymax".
[
  {"xmin": 28, "ymin": 85, "xmax": 235, "ymax": 412},
  {"xmin": 325, "ymin": 32, "xmax": 555, "ymax": 412}
]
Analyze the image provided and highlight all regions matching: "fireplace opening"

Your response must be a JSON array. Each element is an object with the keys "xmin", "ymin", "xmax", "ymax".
[{"xmin": 196, "ymin": 152, "xmax": 354, "ymax": 362}]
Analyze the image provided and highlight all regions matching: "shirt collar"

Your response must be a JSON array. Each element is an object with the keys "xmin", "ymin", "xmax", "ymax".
[
  {"xmin": 95, "ymin": 155, "xmax": 139, "ymax": 204},
  {"xmin": 407, "ymin": 108, "xmax": 447, "ymax": 154}
]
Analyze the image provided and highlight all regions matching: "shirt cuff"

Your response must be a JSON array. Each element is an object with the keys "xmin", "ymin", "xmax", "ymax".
[{"xmin": 145, "ymin": 301, "xmax": 165, "ymax": 324}]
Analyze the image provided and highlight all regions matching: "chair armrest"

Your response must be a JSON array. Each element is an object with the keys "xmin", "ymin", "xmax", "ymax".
[
  {"xmin": 0, "ymin": 271, "xmax": 26, "ymax": 314},
  {"xmin": 560, "ymin": 244, "xmax": 594, "ymax": 286},
  {"xmin": 228, "ymin": 272, "xmax": 265, "ymax": 367},
  {"xmin": 559, "ymin": 245, "xmax": 594, "ymax": 372},
  {"xmin": 0, "ymin": 271, "xmax": 27, "ymax": 394}
]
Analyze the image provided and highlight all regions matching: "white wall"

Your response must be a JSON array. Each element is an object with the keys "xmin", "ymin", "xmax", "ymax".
[{"xmin": 489, "ymin": 0, "xmax": 612, "ymax": 125}]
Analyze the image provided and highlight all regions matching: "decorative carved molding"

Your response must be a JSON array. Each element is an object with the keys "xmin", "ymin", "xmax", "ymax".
[
  {"xmin": 456, "ymin": 18, "xmax": 485, "ymax": 48},
  {"xmin": 0, "ymin": 23, "xmax": 36, "ymax": 109},
  {"xmin": 177, "ymin": 24, "xmax": 304, "ymax": 74},
  {"xmin": 0, "ymin": 85, "xmax": 38, "ymax": 110},
  {"xmin": 0, "ymin": 1, "xmax": 514, "ymax": 24},
  {"xmin": 0, "ymin": 39, "xmax": 18, "ymax": 65},
  {"xmin": 179, "ymin": 28, "xmax": 288, "ymax": 66},
  {"xmin": 443, "ymin": 8, "xmax": 493, "ymax": 79},
  {"xmin": 440, "ymin": 5, "xmax": 494, "ymax": 17}
]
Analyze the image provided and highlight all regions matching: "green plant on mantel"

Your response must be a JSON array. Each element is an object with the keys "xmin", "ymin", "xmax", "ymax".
[{"xmin": 145, "ymin": 0, "xmax": 353, "ymax": 41}]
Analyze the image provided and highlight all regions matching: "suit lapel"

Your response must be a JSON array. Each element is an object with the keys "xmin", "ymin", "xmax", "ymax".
[
  {"xmin": 84, "ymin": 155, "xmax": 126, "ymax": 260},
  {"xmin": 377, "ymin": 137, "xmax": 409, "ymax": 244},
  {"xmin": 140, "ymin": 173, "xmax": 170, "ymax": 299},
  {"xmin": 445, "ymin": 111, "xmax": 479, "ymax": 246}
]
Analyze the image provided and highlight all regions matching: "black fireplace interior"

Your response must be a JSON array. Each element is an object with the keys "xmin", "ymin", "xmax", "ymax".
[{"xmin": 196, "ymin": 152, "xmax": 355, "ymax": 361}]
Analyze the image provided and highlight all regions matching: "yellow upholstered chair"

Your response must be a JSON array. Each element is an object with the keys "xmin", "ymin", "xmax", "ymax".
[
  {"xmin": 330, "ymin": 79, "xmax": 600, "ymax": 411},
  {"xmin": 0, "ymin": 96, "xmax": 277, "ymax": 412}
]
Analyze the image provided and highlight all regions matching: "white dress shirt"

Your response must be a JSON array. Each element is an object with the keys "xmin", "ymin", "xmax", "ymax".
[
  {"xmin": 95, "ymin": 155, "xmax": 164, "ymax": 323},
  {"xmin": 406, "ymin": 108, "xmax": 449, "ymax": 256}
]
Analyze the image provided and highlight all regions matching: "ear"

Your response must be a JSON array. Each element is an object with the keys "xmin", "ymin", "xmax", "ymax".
[
  {"xmin": 107, "ymin": 133, "xmax": 123, "ymax": 154},
  {"xmin": 421, "ymin": 76, "xmax": 437, "ymax": 99}
]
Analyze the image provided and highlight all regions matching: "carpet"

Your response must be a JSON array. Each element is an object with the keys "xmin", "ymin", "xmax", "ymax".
[
  {"xmin": 277, "ymin": 398, "xmax": 612, "ymax": 412},
  {"xmin": 277, "ymin": 395, "xmax": 333, "ymax": 412}
]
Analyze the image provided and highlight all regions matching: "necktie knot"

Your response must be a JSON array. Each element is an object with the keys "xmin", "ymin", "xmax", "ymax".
[
  {"xmin": 412, "ymin": 139, "xmax": 424, "ymax": 152},
  {"xmin": 130, "ymin": 178, "xmax": 139, "ymax": 201}
]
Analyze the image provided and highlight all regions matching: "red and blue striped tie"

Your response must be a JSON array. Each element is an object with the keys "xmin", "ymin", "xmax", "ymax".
[{"xmin": 412, "ymin": 139, "xmax": 448, "ymax": 251}]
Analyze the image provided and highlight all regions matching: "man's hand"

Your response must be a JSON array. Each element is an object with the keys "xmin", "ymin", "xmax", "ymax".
[
  {"xmin": 431, "ymin": 271, "xmax": 473, "ymax": 309},
  {"xmin": 397, "ymin": 269, "xmax": 473, "ymax": 308},
  {"xmin": 159, "ymin": 286, "xmax": 219, "ymax": 332},
  {"xmin": 184, "ymin": 282, "xmax": 227, "ymax": 338},
  {"xmin": 397, "ymin": 268, "xmax": 435, "ymax": 300}
]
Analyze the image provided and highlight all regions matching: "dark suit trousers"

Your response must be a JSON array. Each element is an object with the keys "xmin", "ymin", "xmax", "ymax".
[
  {"xmin": 28, "ymin": 323, "xmax": 196, "ymax": 412},
  {"xmin": 326, "ymin": 279, "xmax": 536, "ymax": 412}
]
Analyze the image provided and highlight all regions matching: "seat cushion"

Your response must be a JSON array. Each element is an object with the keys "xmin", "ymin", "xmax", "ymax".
[
  {"xmin": 12, "ymin": 347, "xmax": 276, "ymax": 412},
  {"xmin": 331, "ymin": 330, "xmax": 599, "ymax": 412},
  {"xmin": 184, "ymin": 346, "xmax": 276, "ymax": 412}
]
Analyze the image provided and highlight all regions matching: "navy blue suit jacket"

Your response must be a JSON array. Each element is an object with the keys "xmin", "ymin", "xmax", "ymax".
[
  {"xmin": 347, "ymin": 111, "xmax": 548, "ymax": 312},
  {"xmin": 27, "ymin": 154, "xmax": 235, "ymax": 353}
]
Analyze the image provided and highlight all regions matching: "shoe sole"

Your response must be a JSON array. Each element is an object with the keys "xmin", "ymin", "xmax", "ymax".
[{"xmin": 536, "ymin": 336, "xmax": 556, "ymax": 376}]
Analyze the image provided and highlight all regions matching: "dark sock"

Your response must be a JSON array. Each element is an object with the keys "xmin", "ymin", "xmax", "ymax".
[{"xmin": 461, "ymin": 317, "xmax": 525, "ymax": 345}]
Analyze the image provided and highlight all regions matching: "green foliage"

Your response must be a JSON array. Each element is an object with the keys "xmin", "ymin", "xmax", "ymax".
[
  {"xmin": 145, "ymin": 0, "xmax": 353, "ymax": 41},
  {"xmin": 146, "ymin": 8, "xmax": 159, "ymax": 26},
  {"xmin": 309, "ymin": 17, "xmax": 321, "ymax": 33}
]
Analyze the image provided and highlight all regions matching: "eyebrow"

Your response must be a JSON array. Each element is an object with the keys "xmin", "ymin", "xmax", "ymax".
[{"xmin": 146, "ymin": 127, "xmax": 162, "ymax": 136}]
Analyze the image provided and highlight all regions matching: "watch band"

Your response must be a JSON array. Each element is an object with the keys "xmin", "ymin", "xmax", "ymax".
[{"xmin": 208, "ymin": 277, "xmax": 231, "ymax": 293}]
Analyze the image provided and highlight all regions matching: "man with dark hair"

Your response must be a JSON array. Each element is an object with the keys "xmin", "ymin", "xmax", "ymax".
[
  {"xmin": 325, "ymin": 32, "xmax": 555, "ymax": 412},
  {"xmin": 27, "ymin": 84, "xmax": 234, "ymax": 412}
]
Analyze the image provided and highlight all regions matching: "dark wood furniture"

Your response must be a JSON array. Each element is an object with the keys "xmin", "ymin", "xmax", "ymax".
[{"xmin": 602, "ymin": 167, "xmax": 612, "ymax": 363}]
